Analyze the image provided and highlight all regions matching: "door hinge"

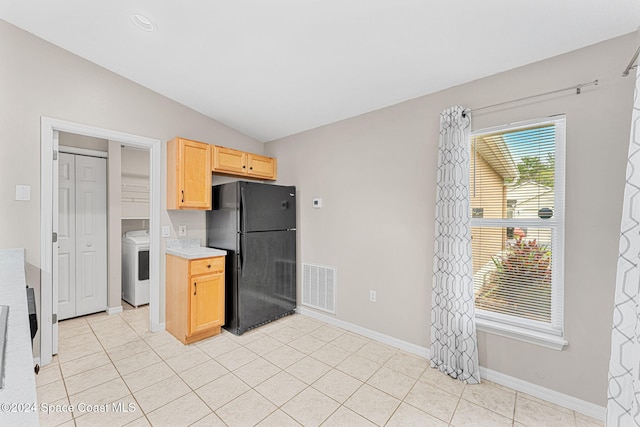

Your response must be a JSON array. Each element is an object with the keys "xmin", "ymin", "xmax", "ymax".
[
  {"xmin": 52, "ymin": 314, "xmax": 57, "ymax": 324},
  {"xmin": 52, "ymin": 232, "xmax": 57, "ymax": 243},
  {"xmin": 53, "ymin": 150, "xmax": 58, "ymax": 161}
]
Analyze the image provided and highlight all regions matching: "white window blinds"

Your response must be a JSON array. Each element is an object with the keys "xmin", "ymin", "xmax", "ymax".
[{"xmin": 470, "ymin": 116, "xmax": 565, "ymax": 335}]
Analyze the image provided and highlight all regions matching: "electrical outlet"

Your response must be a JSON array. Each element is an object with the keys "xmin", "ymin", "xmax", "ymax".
[
  {"xmin": 15, "ymin": 185, "xmax": 31, "ymax": 201},
  {"xmin": 178, "ymin": 225, "xmax": 187, "ymax": 237},
  {"xmin": 369, "ymin": 290, "xmax": 377, "ymax": 302},
  {"xmin": 162, "ymin": 226, "xmax": 170, "ymax": 237}
]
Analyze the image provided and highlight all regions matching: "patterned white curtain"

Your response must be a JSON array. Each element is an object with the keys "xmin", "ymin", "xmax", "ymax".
[
  {"xmin": 430, "ymin": 105, "xmax": 480, "ymax": 384},
  {"xmin": 607, "ymin": 60, "xmax": 640, "ymax": 426}
]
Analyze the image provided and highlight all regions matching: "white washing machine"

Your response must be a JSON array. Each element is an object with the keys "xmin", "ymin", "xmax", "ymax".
[{"xmin": 122, "ymin": 230, "xmax": 150, "ymax": 307}]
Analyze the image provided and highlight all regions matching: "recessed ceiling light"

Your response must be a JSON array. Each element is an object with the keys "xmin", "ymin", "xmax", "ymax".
[{"xmin": 130, "ymin": 13, "xmax": 156, "ymax": 32}]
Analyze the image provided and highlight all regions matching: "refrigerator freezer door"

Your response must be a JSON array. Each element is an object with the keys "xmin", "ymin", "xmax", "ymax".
[
  {"xmin": 237, "ymin": 230, "xmax": 296, "ymax": 334},
  {"xmin": 207, "ymin": 183, "xmax": 240, "ymax": 250},
  {"xmin": 240, "ymin": 182, "xmax": 296, "ymax": 232}
]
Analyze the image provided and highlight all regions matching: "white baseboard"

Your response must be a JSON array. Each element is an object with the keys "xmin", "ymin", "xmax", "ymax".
[
  {"xmin": 107, "ymin": 306, "xmax": 123, "ymax": 315},
  {"xmin": 296, "ymin": 305, "xmax": 605, "ymax": 421},
  {"xmin": 479, "ymin": 366, "xmax": 606, "ymax": 421},
  {"xmin": 150, "ymin": 322, "xmax": 165, "ymax": 333},
  {"xmin": 296, "ymin": 306, "xmax": 428, "ymax": 358}
]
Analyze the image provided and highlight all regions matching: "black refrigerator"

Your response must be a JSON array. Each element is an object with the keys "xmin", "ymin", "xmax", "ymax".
[{"xmin": 206, "ymin": 181, "xmax": 296, "ymax": 335}]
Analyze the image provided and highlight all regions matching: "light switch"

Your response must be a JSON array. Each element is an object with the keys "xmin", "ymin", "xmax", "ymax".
[
  {"xmin": 15, "ymin": 185, "xmax": 31, "ymax": 201},
  {"xmin": 162, "ymin": 226, "xmax": 170, "ymax": 237}
]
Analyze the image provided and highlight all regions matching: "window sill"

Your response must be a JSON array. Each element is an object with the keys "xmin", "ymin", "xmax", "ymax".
[{"xmin": 476, "ymin": 318, "xmax": 568, "ymax": 351}]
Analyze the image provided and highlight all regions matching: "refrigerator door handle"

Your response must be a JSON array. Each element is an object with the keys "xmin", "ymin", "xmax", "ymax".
[
  {"xmin": 240, "ymin": 186, "xmax": 247, "ymax": 233},
  {"xmin": 239, "ymin": 233, "xmax": 247, "ymax": 277}
]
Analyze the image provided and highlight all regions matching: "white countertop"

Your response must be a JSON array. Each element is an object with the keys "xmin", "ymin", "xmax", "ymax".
[
  {"xmin": 165, "ymin": 239, "xmax": 226, "ymax": 259},
  {"xmin": 0, "ymin": 249, "xmax": 38, "ymax": 426}
]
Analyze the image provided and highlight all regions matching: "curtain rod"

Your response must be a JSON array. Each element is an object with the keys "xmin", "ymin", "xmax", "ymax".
[
  {"xmin": 463, "ymin": 79, "xmax": 599, "ymax": 116},
  {"xmin": 622, "ymin": 45, "xmax": 640, "ymax": 77}
]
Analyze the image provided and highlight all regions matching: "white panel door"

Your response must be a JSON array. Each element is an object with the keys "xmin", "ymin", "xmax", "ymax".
[
  {"xmin": 57, "ymin": 153, "xmax": 107, "ymax": 321},
  {"xmin": 75, "ymin": 155, "xmax": 107, "ymax": 316},
  {"xmin": 57, "ymin": 153, "xmax": 76, "ymax": 321}
]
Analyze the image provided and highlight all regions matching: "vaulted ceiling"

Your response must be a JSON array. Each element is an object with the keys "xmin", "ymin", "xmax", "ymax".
[{"xmin": 2, "ymin": 1, "xmax": 639, "ymax": 141}]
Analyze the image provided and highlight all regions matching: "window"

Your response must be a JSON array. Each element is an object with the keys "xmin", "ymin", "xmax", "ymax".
[
  {"xmin": 470, "ymin": 116, "xmax": 566, "ymax": 349},
  {"xmin": 472, "ymin": 208, "xmax": 484, "ymax": 219},
  {"xmin": 506, "ymin": 199, "xmax": 517, "ymax": 219}
]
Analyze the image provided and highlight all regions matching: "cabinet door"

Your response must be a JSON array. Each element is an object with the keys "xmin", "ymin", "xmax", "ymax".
[
  {"xmin": 179, "ymin": 140, "xmax": 211, "ymax": 209},
  {"xmin": 213, "ymin": 146, "xmax": 247, "ymax": 175},
  {"xmin": 189, "ymin": 273, "xmax": 224, "ymax": 335},
  {"xmin": 247, "ymin": 153, "xmax": 276, "ymax": 180}
]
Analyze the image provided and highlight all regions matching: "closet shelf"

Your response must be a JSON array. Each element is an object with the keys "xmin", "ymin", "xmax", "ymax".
[
  {"xmin": 121, "ymin": 183, "xmax": 149, "ymax": 193},
  {"xmin": 121, "ymin": 197, "xmax": 150, "ymax": 204}
]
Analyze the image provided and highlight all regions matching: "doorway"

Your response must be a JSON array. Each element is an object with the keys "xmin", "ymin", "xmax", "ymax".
[
  {"xmin": 40, "ymin": 117, "xmax": 162, "ymax": 366},
  {"xmin": 57, "ymin": 150, "xmax": 108, "ymax": 320}
]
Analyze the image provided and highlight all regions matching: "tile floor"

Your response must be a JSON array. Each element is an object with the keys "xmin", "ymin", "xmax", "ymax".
[{"xmin": 35, "ymin": 304, "xmax": 604, "ymax": 427}]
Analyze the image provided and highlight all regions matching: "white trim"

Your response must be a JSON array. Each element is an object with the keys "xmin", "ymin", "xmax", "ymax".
[
  {"xmin": 40, "ymin": 116, "xmax": 163, "ymax": 366},
  {"xmin": 476, "ymin": 307, "xmax": 563, "ymax": 337},
  {"xmin": 480, "ymin": 366, "xmax": 605, "ymax": 421},
  {"xmin": 471, "ymin": 115, "xmax": 564, "ymax": 137},
  {"xmin": 476, "ymin": 317, "xmax": 568, "ymax": 351},
  {"xmin": 106, "ymin": 306, "xmax": 123, "ymax": 315},
  {"xmin": 52, "ymin": 130, "xmax": 59, "ymax": 355},
  {"xmin": 552, "ymin": 118, "xmax": 566, "ymax": 337},
  {"xmin": 33, "ymin": 357, "xmax": 40, "ymax": 366},
  {"xmin": 58, "ymin": 146, "xmax": 108, "ymax": 158},
  {"xmin": 40, "ymin": 123, "xmax": 55, "ymax": 366},
  {"xmin": 296, "ymin": 306, "xmax": 428, "ymax": 358},
  {"xmin": 295, "ymin": 307, "xmax": 602, "ymax": 420}
]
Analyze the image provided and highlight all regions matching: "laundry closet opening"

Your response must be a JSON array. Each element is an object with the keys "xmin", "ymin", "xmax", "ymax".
[{"xmin": 56, "ymin": 132, "xmax": 151, "ymax": 336}]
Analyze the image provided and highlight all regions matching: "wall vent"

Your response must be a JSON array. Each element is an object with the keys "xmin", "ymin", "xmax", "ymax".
[{"xmin": 302, "ymin": 263, "xmax": 336, "ymax": 314}]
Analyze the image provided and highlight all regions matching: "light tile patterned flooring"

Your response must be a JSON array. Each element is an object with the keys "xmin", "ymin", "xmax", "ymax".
[{"xmin": 36, "ymin": 304, "xmax": 604, "ymax": 427}]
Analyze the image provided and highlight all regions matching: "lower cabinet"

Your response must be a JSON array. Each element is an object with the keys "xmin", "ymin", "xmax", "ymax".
[{"xmin": 166, "ymin": 254, "xmax": 225, "ymax": 344}]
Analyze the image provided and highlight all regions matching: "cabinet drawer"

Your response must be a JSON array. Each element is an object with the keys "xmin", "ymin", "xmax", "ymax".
[{"xmin": 191, "ymin": 257, "xmax": 224, "ymax": 276}]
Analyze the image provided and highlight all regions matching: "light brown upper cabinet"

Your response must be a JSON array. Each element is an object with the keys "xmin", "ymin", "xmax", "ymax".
[
  {"xmin": 212, "ymin": 146, "xmax": 247, "ymax": 175},
  {"xmin": 167, "ymin": 137, "xmax": 212, "ymax": 210},
  {"xmin": 212, "ymin": 145, "xmax": 277, "ymax": 180},
  {"xmin": 247, "ymin": 153, "xmax": 277, "ymax": 180}
]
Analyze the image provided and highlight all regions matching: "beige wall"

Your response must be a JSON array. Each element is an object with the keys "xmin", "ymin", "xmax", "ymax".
[
  {"xmin": 59, "ymin": 131, "xmax": 108, "ymax": 152},
  {"xmin": 0, "ymin": 19, "xmax": 263, "ymax": 348},
  {"xmin": 265, "ymin": 33, "xmax": 637, "ymax": 405},
  {"xmin": 121, "ymin": 146, "xmax": 150, "ymax": 177}
]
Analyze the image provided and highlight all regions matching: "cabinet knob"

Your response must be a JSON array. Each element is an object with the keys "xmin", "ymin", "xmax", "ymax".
[
  {"xmin": 250, "ymin": 167, "xmax": 253, "ymax": 170},
  {"xmin": 181, "ymin": 190, "xmax": 185, "ymax": 203},
  {"xmin": 242, "ymin": 165, "xmax": 246, "ymax": 169},
  {"xmin": 207, "ymin": 264, "xmax": 211, "ymax": 268},
  {"xmin": 193, "ymin": 282, "xmax": 197, "ymax": 295}
]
